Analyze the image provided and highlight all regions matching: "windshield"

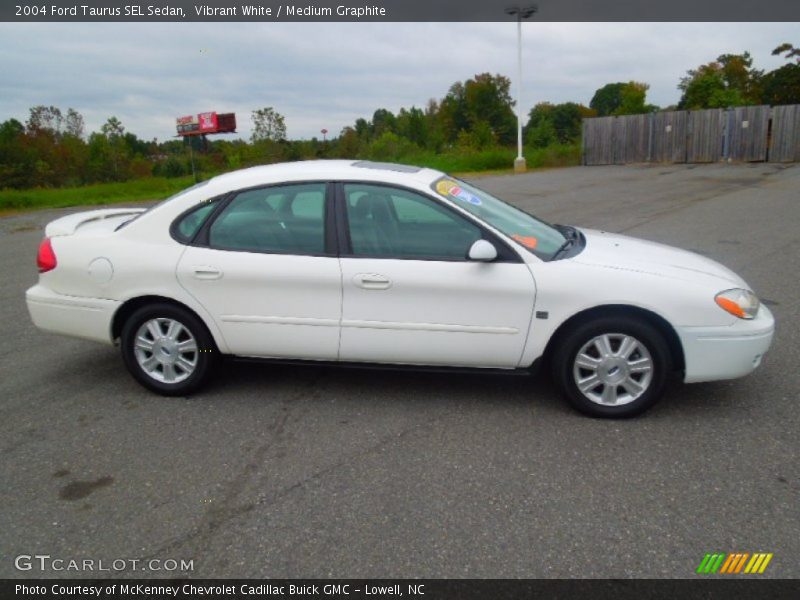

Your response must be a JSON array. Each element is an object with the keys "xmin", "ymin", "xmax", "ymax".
[{"xmin": 431, "ymin": 176, "xmax": 566, "ymax": 260}]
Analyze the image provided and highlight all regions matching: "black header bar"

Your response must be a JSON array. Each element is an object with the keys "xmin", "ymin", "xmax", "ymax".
[{"xmin": 3, "ymin": 0, "xmax": 800, "ymax": 22}]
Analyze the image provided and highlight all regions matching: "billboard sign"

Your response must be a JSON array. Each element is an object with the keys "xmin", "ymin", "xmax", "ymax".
[
  {"xmin": 198, "ymin": 112, "xmax": 218, "ymax": 132},
  {"xmin": 176, "ymin": 114, "xmax": 199, "ymax": 134},
  {"xmin": 176, "ymin": 112, "xmax": 236, "ymax": 136}
]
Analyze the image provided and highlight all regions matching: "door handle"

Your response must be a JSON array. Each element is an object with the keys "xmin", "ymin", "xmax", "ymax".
[
  {"xmin": 191, "ymin": 266, "xmax": 223, "ymax": 280},
  {"xmin": 354, "ymin": 273, "xmax": 391, "ymax": 290}
]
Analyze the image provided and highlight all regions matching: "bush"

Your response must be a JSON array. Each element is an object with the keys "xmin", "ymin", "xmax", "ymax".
[{"xmin": 367, "ymin": 132, "xmax": 421, "ymax": 161}]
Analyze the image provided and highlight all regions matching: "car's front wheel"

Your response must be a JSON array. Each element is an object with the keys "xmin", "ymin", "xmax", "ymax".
[
  {"xmin": 121, "ymin": 303, "xmax": 217, "ymax": 396},
  {"xmin": 552, "ymin": 316, "xmax": 671, "ymax": 418}
]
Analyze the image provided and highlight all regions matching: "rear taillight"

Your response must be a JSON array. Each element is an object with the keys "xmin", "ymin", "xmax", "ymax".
[{"xmin": 37, "ymin": 238, "xmax": 57, "ymax": 273}]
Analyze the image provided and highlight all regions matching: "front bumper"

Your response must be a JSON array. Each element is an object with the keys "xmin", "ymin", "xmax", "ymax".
[
  {"xmin": 677, "ymin": 304, "xmax": 775, "ymax": 383},
  {"xmin": 26, "ymin": 284, "xmax": 119, "ymax": 345}
]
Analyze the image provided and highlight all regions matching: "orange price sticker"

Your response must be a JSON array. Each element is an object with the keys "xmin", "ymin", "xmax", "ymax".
[{"xmin": 511, "ymin": 234, "xmax": 538, "ymax": 249}]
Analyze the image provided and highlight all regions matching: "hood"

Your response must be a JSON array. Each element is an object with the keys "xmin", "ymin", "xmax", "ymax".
[{"xmin": 572, "ymin": 228, "xmax": 747, "ymax": 288}]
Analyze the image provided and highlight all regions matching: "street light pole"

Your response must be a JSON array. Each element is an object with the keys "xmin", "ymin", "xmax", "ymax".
[{"xmin": 505, "ymin": 5, "xmax": 537, "ymax": 173}]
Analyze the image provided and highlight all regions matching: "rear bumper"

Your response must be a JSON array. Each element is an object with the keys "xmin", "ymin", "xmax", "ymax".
[
  {"xmin": 678, "ymin": 305, "xmax": 775, "ymax": 383},
  {"xmin": 26, "ymin": 284, "xmax": 119, "ymax": 345}
]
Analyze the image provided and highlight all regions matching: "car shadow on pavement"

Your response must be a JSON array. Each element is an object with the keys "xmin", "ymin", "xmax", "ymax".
[{"xmin": 208, "ymin": 359, "xmax": 570, "ymax": 415}]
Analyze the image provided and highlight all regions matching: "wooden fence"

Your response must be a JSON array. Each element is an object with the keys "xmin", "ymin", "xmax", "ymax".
[
  {"xmin": 770, "ymin": 105, "xmax": 800, "ymax": 162},
  {"xmin": 582, "ymin": 104, "xmax": 800, "ymax": 165}
]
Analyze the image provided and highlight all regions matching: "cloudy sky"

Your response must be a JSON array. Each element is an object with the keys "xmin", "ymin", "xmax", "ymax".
[{"xmin": 0, "ymin": 22, "xmax": 797, "ymax": 141}]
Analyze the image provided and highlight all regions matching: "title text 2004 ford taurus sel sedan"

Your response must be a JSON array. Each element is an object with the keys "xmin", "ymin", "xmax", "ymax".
[{"xmin": 26, "ymin": 160, "xmax": 775, "ymax": 417}]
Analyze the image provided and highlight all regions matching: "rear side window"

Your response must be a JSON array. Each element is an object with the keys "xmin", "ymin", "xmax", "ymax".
[
  {"xmin": 208, "ymin": 183, "xmax": 326, "ymax": 255},
  {"xmin": 173, "ymin": 199, "xmax": 218, "ymax": 243}
]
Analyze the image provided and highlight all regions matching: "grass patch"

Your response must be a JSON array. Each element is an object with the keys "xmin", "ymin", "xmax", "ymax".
[
  {"xmin": 403, "ymin": 148, "xmax": 519, "ymax": 173},
  {"xmin": 0, "ymin": 176, "xmax": 199, "ymax": 211},
  {"xmin": 400, "ymin": 143, "xmax": 581, "ymax": 175},
  {"xmin": 525, "ymin": 143, "xmax": 582, "ymax": 169}
]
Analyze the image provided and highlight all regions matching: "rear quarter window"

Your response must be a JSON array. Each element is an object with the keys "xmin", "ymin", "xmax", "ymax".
[{"xmin": 172, "ymin": 200, "xmax": 219, "ymax": 243}]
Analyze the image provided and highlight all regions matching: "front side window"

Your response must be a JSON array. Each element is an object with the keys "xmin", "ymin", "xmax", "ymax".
[
  {"xmin": 344, "ymin": 184, "xmax": 482, "ymax": 260},
  {"xmin": 209, "ymin": 183, "xmax": 326, "ymax": 254},
  {"xmin": 431, "ymin": 177, "xmax": 566, "ymax": 260}
]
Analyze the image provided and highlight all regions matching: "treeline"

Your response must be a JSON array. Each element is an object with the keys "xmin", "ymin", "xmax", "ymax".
[
  {"xmin": 0, "ymin": 108, "xmax": 161, "ymax": 189},
  {"xmin": 0, "ymin": 72, "xmax": 573, "ymax": 189},
  {"xmin": 1, "ymin": 43, "xmax": 797, "ymax": 191}
]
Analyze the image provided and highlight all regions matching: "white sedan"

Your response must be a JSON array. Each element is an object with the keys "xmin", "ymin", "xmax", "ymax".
[{"xmin": 26, "ymin": 160, "xmax": 775, "ymax": 417}]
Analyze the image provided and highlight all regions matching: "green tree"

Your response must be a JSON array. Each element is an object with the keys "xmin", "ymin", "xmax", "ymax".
[
  {"xmin": 678, "ymin": 64, "xmax": 743, "ymax": 108},
  {"xmin": 525, "ymin": 102, "xmax": 595, "ymax": 148},
  {"xmin": 395, "ymin": 107, "xmax": 426, "ymax": 147},
  {"xmin": 354, "ymin": 118, "xmax": 370, "ymax": 140},
  {"xmin": 463, "ymin": 73, "xmax": 516, "ymax": 144},
  {"xmin": 678, "ymin": 53, "xmax": 761, "ymax": 109},
  {"xmin": 101, "ymin": 116, "xmax": 124, "ymax": 138},
  {"xmin": 718, "ymin": 52, "xmax": 763, "ymax": 103},
  {"xmin": 0, "ymin": 118, "xmax": 32, "ymax": 188},
  {"xmin": 772, "ymin": 43, "xmax": 800, "ymax": 63},
  {"xmin": 371, "ymin": 109, "xmax": 397, "ymax": 137},
  {"xmin": 251, "ymin": 107, "xmax": 287, "ymax": 142},
  {"xmin": 335, "ymin": 126, "xmax": 361, "ymax": 158},
  {"xmin": 762, "ymin": 43, "xmax": 800, "ymax": 105},
  {"xmin": 525, "ymin": 114, "xmax": 557, "ymax": 149},
  {"xmin": 93, "ymin": 116, "xmax": 130, "ymax": 181},
  {"xmin": 367, "ymin": 131, "xmax": 420, "ymax": 161},
  {"xmin": 438, "ymin": 73, "xmax": 516, "ymax": 146},
  {"xmin": 762, "ymin": 63, "xmax": 800, "ymax": 106},
  {"xmin": 613, "ymin": 82, "xmax": 654, "ymax": 115},
  {"xmin": 423, "ymin": 98, "xmax": 446, "ymax": 152},
  {"xmin": 590, "ymin": 83, "xmax": 626, "ymax": 116},
  {"xmin": 437, "ymin": 81, "xmax": 469, "ymax": 141}
]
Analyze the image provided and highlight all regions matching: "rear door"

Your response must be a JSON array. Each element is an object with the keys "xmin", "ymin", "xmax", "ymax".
[
  {"xmin": 176, "ymin": 181, "xmax": 342, "ymax": 359},
  {"xmin": 337, "ymin": 183, "xmax": 536, "ymax": 368}
]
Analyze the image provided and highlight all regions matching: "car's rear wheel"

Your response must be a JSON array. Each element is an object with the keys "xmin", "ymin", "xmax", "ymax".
[
  {"xmin": 121, "ymin": 303, "xmax": 217, "ymax": 396},
  {"xmin": 552, "ymin": 316, "xmax": 671, "ymax": 418}
]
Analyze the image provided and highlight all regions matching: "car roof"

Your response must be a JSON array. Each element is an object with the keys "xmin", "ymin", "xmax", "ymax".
[{"xmin": 203, "ymin": 160, "xmax": 446, "ymax": 196}]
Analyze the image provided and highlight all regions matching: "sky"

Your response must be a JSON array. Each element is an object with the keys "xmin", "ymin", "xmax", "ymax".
[{"xmin": 0, "ymin": 22, "xmax": 797, "ymax": 141}]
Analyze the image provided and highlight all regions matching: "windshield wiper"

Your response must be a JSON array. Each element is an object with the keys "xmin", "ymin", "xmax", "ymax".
[{"xmin": 552, "ymin": 225, "xmax": 578, "ymax": 259}]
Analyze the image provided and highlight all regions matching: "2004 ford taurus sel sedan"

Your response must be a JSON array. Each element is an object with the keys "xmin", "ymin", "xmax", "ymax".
[{"xmin": 26, "ymin": 160, "xmax": 775, "ymax": 417}]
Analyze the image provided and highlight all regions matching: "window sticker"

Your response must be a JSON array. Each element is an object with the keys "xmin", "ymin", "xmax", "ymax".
[
  {"xmin": 511, "ymin": 234, "xmax": 538, "ymax": 249},
  {"xmin": 451, "ymin": 186, "xmax": 481, "ymax": 206},
  {"xmin": 436, "ymin": 179, "xmax": 458, "ymax": 196},
  {"xmin": 456, "ymin": 189, "xmax": 482, "ymax": 206},
  {"xmin": 436, "ymin": 179, "xmax": 482, "ymax": 205}
]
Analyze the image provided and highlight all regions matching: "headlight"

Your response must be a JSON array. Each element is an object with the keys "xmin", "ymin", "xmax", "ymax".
[{"xmin": 715, "ymin": 288, "xmax": 760, "ymax": 320}]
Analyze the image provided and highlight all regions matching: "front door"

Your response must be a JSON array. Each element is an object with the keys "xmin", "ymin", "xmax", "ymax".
[{"xmin": 337, "ymin": 183, "xmax": 536, "ymax": 368}]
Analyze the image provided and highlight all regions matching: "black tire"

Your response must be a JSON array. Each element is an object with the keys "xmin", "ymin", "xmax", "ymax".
[
  {"xmin": 120, "ymin": 302, "xmax": 218, "ymax": 396},
  {"xmin": 551, "ymin": 316, "xmax": 671, "ymax": 418}
]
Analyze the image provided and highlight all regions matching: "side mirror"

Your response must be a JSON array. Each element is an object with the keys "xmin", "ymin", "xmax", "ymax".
[{"xmin": 468, "ymin": 239, "xmax": 498, "ymax": 262}]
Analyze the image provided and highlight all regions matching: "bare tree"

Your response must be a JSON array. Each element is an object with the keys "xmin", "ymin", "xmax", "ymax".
[
  {"xmin": 26, "ymin": 105, "xmax": 63, "ymax": 134},
  {"xmin": 64, "ymin": 108, "xmax": 85, "ymax": 138}
]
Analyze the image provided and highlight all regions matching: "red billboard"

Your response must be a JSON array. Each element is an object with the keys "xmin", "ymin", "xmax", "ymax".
[
  {"xmin": 198, "ymin": 112, "xmax": 218, "ymax": 132},
  {"xmin": 176, "ymin": 112, "xmax": 236, "ymax": 136}
]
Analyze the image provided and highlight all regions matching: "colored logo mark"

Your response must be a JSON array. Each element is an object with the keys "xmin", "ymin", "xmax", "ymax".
[{"xmin": 696, "ymin": 552, "xmax": 773, "ymax": 574}]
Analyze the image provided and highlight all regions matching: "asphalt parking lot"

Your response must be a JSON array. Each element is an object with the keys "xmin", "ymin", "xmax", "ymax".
[{"xmin": 1, "ymin": 163, "xmax": 798, "ymax": 579}]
